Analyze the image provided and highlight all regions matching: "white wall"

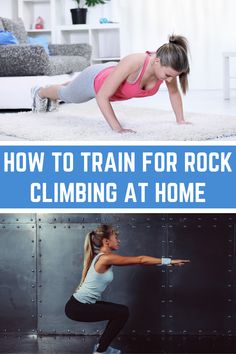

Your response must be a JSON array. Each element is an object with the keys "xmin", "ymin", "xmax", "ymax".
[
  {"xmin": 0, "ymin": 0, "xmax": 18, "ymax": 19},
  {"xmin": 119, "ymin": 0, "xmax": 236, "ymax": 90}
]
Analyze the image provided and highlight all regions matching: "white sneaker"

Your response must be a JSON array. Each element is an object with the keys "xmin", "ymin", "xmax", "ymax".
[
  {"xmin": 47, "ymin": 98, "xmax": 59, "ymax": 112},
  {"xmin": 106, "ymin": 346, "xmax": 121, "ymax": 354},
  {"xmin": 92, "ymin": 344, "xmax": 121, "ymax": 354},
  {"xmin": 92, "ymin": 344, "xmax": 107, "ymax": 354},
  {"xmin": 31, "ymin": 86, "xmax": 48, "ymax": 113}
]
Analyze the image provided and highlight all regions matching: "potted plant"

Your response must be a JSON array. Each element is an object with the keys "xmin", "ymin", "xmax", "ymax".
[{"xmin": 71, "ymin": 0, "xmax": 110, "ymax": 25}]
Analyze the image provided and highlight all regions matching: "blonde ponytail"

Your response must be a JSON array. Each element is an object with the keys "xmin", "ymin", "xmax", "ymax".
[
  {"xmin": 77, "ymin": 231, "xmax": 95, "ymax": 288},
  {"xmin": 77, "ymin": 224, "xmax": 114, "ymax": 290}
]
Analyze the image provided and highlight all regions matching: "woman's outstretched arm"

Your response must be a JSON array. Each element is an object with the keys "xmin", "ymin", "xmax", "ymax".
[{"xmin": 100, "ymin": 254, "xmax": 190, "ymax": 267}]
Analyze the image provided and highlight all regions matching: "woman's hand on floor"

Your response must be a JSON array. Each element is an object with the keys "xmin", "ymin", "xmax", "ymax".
[
  {"xmin": 116, "ymin": 128, "xmax": 136, "ymax": 134},
  {"xmin": 177, "ymin": 120, "xmax": 192, "ymax": 125}
]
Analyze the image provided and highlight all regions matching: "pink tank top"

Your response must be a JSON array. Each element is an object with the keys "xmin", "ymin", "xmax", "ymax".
[{"xmin": 94, "ymin": 51, "xmax": 163, "ymax": 102}]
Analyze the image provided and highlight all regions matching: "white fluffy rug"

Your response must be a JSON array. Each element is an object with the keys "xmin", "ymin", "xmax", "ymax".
[{"xmin": 0, "ymin": 101, "xmax": 236, "ymax": 141}]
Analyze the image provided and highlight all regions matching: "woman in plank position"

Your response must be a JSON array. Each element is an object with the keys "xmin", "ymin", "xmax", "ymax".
[
  {"xmin": 32, "ymin": 35, "xmax": 190, "ymax": 133},
  {"xmin": 65, "ymin": 224, "xmax": 190, "ymax": 354}
]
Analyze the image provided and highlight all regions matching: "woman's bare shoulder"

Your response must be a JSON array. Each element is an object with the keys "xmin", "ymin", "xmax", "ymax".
[{"xmin": 118, "ymin": 53, "xmax": 146, "ymax": 68}]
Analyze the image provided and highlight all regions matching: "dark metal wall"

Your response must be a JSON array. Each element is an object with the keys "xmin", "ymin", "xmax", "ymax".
[{"xmin": 0, "ymin": 214, "xmax": 235, "ymax": 337}]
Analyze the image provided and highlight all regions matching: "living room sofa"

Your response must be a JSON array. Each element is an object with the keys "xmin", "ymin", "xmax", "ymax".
[{"xmin": 0, "ymin": 17, "xmax": 92, "ymax": 109}]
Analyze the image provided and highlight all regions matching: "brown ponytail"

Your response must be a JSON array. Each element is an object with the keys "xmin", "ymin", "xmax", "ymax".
[
  {"xmin": 78, "ymin": 231, "xmax": 95, "ymax": 288},
  {"xmin": 156, "ymin": 34, "xmax": 190, "ymax": 94}
]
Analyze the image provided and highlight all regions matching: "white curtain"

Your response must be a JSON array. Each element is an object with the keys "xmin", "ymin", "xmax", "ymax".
[{"xmin": 118, "ymin": 0, "xmax": 236, "ymax": 90}]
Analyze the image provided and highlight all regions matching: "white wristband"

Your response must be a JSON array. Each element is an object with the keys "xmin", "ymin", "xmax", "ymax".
[{"xmin": 161, "ymin": 257, "xmax": 171, "ymax": 265}]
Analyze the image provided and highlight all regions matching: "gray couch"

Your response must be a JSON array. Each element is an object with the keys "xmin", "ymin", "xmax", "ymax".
[{"xmin": 0, "ymin": 17, "xmax": 92, "ymax": 77}]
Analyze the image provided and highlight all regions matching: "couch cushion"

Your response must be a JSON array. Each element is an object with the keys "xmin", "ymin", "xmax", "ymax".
[
  {"xmin": 0, "ymin": 44, "xmax": 50, "ymax": 76},
  {"xmin": 47, "ymin": 55, "xmax": 89, "ymax": 75},
  {"xmin": 1, "ymin": 17, "xmax": 27, "ymax": 44}
]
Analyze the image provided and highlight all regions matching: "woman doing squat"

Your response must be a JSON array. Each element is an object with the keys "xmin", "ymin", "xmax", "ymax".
[{"xmin": 65, "ymin": 224, "xmax": 190, "ymax": 354}]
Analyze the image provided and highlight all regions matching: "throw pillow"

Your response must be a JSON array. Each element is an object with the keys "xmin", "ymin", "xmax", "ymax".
[
  {"xmin": 0, "ymin": 17, "xmax": 27, "ymax": 44},
  {"xmin": 0, "ymin": 30, "xmax": 19, "ymax": 45},
  {"xmin": 27, "ymin": 36, "xmax": 50, "ymax": 55}
]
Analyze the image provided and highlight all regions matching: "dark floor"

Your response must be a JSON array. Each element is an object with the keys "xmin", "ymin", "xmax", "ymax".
[{"xmin": 0, "ymin": 335, "xmax": 235, "ymax": 354}]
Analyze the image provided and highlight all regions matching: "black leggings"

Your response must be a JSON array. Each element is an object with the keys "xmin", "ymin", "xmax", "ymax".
[{"xmin": 65, "ymin": 295, "xmax": 129, "ymax": 353}]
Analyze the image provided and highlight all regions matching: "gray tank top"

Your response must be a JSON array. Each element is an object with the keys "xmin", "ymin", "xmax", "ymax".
[{"xmin": 73, "ymin": 252, "xmax": 113, "ymax": 304}]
